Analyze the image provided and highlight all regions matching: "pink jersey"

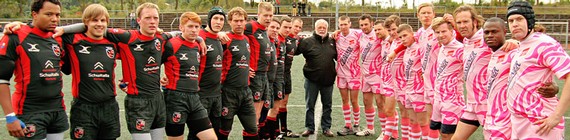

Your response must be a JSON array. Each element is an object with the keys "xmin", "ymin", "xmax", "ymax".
[
  {"xmin": 390, "ymin": 39, "xmax": 405, "ymax": 91},
  {"xmin": 418, "ymin": 27, "xmax": 441, "ymax": 95},
  {"xmin": 507, "ymin": 32, "xmax": 570, "ymax": 128},
  {"xmin": 360, "ymin": 31, "xmax": 382, "ymax": 76},
  {"xmin": 435, "ymin": 39, "xmax": 465, "ymax": 104},
  {"xmin": 463, "ymin": 29, "xmax": 492, "ymax": 104},
  {"xmin": 403, "ymin": 41, "xmax": 425, "ymax": 95},
  {"xmin": 485, "ymin": 49, "xmax": 518, "ymax": 127},
  {"xmin": 380, "ymin": 37, "xmax": 394, "ymax": 96},
  {"xmin": 336, "ymin": 29, "xmax": 362, "ymax": 79}
]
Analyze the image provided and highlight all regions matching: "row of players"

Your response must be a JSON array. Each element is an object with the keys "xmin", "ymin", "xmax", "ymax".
[
  {"xmin": 0, "ymin": 0, "xmax": 307, "ymax": 140},
  {"xmin": 2, "ymin": 0, "xmax": 570, "ymax": 140},
  {"xmin": 325, "ymin": 1, "xmax": 569, "ymax": 140}
]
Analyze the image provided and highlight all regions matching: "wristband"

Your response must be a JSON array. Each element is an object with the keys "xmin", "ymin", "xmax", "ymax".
[{"xmin": 6, "ymin": 115, "xmax": 26, "ymax": 128}]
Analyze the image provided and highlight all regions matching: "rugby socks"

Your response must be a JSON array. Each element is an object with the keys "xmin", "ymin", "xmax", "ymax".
[
  {"xmin": 218, "ymin": 129, "xmax": 230, "ymax": 140},
  {"xmin": 278, "ymin": 108, "xmax": 288, "ymax": 131},
  {"xmin": 428, "ymin": 129, "xmax": 440, "ymax": 140},
  {"xmin": 384, "ymin": 113, "xmax": 399, "ymax": 140},
  {"xmin": 410, "ymin": 123, "xmax": 421, "ymax": 140},
  {"xmin": 343, "ymin": 105, "xmax": 352, "ymax": 128},
  {"xmin": 421, "ymin": 125, "xmax": 430, "ymax": 140},
  {"xmin": 365, "ymin": 108, "xmax": 376, "ymax": 130},
  {"xmin": 401, "ymin": 117, "xmax": 411, "ymax": 140},
  {"xmin": 353, "ymin": 107, "xmax": 360, "ymax": 126},
  {"xmin": 243, "ymin": 131, "xmax": 260, "ymax": 140},
  {"xmin": 377, "ymin": 111, "xmax": 386, "ymax": 131}
]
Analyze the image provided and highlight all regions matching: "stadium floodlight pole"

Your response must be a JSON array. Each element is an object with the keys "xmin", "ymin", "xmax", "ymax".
[{"xmin": 335, "ymin": 0, "xmax": 339, "ymax": 30}]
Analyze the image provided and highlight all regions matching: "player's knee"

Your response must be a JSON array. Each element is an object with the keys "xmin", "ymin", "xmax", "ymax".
[
  {"xmin": 441, "ymin": 134, "xmax": 453, "ymax": 140},
  {"xmin": 196, "ymin": 128, "xmax": 217, "ymax": 140},
  {"xmin": 165, "ymin": 123, "xmax": 185, "ymax": 136}
]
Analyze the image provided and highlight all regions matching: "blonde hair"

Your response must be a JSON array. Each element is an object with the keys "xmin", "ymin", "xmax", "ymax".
[
  {"xmin": 82, "ymin": 4, "xmax": 109, "ymax": 24},
  {"xmin": 228, "ymin": 7, "xmax": 247, "ymax": 21},
  {"xmin": 431, "ymin": 17, "xmax": 453, "ymax": 30},
  {"xmin": 453, "ymin": 5, "xmax": 484, "ymax": 29},
  {"xmin": 258, "ymin": 2, "xmax": 274, "ymax": 13},
  {"xmin": 397, "ymin": 24, "xmax": 413, "ymax": 34},
  {"xmin": 180, "ymin": 12, "xmax": 201, "ymax": 26},
  {"xmin": 534, "ymin": 24, "xmax": 546, "ymax": 33},
  {"xmin": 384, "ymin": 15, "xmax": 401, "ymax": 28},
  {"xmin": 136, "ymin": 2, "xmax": 160, "ymax": 18},
  {"xmin": 417, "ymin": 3, "xmax": 435, "ymax": 14}
]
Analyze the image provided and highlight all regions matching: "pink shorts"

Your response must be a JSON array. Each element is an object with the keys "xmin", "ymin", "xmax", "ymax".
[
  {"xmin": 461, "ymin": 103, "xmax": 487, "ymax": 125},
  {"xmin": 394, "ymin": 89, "xmax": 406, "ymax": 106},
  {"xmin": 424, "ymin": 90, "xmax": 435, "ymax": 105},
  {"xmin": 337, "ymin": 77, "xmax": 361, "ymax": 90},
  {"xmin": 362, "ymin": 74, "xmax": 381, "ymax": 94},
  {"xmin": 484, "ymin": 124, "xmax": 511, "ymax": 140},
  {"xmin": 511, "ymin": 114, "xmax": 565, "ymax": 140},
  {"xmin": 431, "ymin": 101, "xmax": 463, "ymax": 125},
  {"xmin": 406, "ymin": 93, "xmax": 425, "ymax": 112}
]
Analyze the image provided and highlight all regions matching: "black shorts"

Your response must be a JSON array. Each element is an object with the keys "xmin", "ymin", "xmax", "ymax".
[
  {"xmin": 69, "ymin": 99, "xmax": 120, "ymax": 139},
  {"xmin": 272, "ymin": 81, "xmax": 284, "ymax": 101},
  {"xmin": 283, "ymin": 73, "xmax": 292, "ymax": 94},
  {"xmin": 199, "ymin": 96, "xmax": 222, "ymax": 118},
  {"xmin": 221, "ymin": 86, "xmax": 256, "ymax": 119},
  {"xmin": 124, "ymin": 93, "xmax": 166, "ymax": 133},
  {"xmin": 430, "ymin": 120, "xmax": 457, "ymax": 134},
  {"xmin": 249, "ymin": 73, "xmax": 269, "ymax": 102},
  {"xmin": 164, "ymin": 90, "xmax": 209, "ymax": 124},
  {"xmin": 18, "ymin": 110, "xmax": 69, "ymax": 139}
]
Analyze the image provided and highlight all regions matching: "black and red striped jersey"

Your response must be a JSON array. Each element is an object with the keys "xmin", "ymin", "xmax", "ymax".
[
  {"xmin": 61, "ymin": 33, "xmax": 117, "ymax": 103},
  {"xmin": 267, "ymin": 38, "xmax": 277, "ymax": 83},
  {"xmin": 221, "ymin": 32, "xmax": 250, "ymax": 88},
  {"xmin": 284, "ymin": 35, "xmax": 298, "ymax": 74},
  {"xmin": 245, "ymin": 21, "xmax": 271, "ymax": 72},
  {"xmin": 162, "ymin": 36, "xmax": 201, "ymax": 93},
  {"xmin": 198, "ymin": 29, "xmax": 223, "ymax": 97},
  {"xmin": 105, "ymin": 28, "xmax": 171, "ymax": 96},
  {"xmin": 0, "ymin": 25, "xmax": 65, "ymax": 115}
]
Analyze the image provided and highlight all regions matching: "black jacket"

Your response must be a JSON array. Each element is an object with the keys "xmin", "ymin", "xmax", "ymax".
[{"xmin": 295, "ymin": 32, "xmax": 337, "ymax": 86}]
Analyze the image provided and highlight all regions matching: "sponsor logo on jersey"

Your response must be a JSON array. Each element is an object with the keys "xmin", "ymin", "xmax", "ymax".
[
  {"xmin": 154, "ymin": 39, "xmax": 161, "ymax": 51},
  {"xmin": 134, "ymin": 44, "xmax": 144, "ymax": 51},
  {"xmin": 79, "ymin": 45, "xmax": 91, "ymax": 54},
  {"xmin": 27, "ymin": 43, "xmax": 40, "ymax": 52},
  {"xmin": 94, "ymin": 62, "xmax": 104, "ymax": 70},
  {"xmin": 52, "ymin": 44, "xmax": 61, "ymax": 57},
  {"xmin": 207, "ymin": 44, "xmax": 214, "ymax": 51},
  {"xmin": 45, "ymin": 60, "xmax": 54, "ymax": 69},
  {"xmin": 231, "ymin": 45, "xmax": 240, "ymax": 52},
  {"xmin": 179, "ymin": 53, "xmax": 188, "ymax": 60},
  {"xmin": 106, "ymin": 47, "xmax": 115, "ymax": 58},
  {"xmin": 148, "ymin": 56, "xmax": 156, "ymax": 64}
]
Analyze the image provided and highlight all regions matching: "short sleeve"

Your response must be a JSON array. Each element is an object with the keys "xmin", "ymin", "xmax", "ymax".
[
  {"xmin": 0, "ymin": 34, "xmax": 19, "ymax": 60},
  {"xmin": 540, "ymin": 43, "xmax": 570, "ymax": 79}
]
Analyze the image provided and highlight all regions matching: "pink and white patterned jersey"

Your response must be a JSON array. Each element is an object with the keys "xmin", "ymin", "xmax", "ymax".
[
  {"xmin": 463, "ymin": 29, "xmax": 492, "ymax": 104},
  {"xmin": 390, "ymin": 39, "xmax": 406, "ymax": 91},
  {"xmin": 418, "ymin": 27, "xmax": 441, "ymax": 96},
  {"xmin": 361, "ymin": 31, "xmax": 382, "ymax": 76},
  {"xmin": 485, "ymin": 49, "xmax": 518, "ymax": 127},
  {"xmin": 403, "ymin": 41, "xmax": 426, "ymax": 95},
  {"xmin": 435, "ymin": 39, "xmax": 465, "ymax": 104},
  {"xmin": 380, "ymin": 37, "xmax": 394, "ymax": 96},
  {"xmin": 336, "ymin": 29, "xmax": 362, "ymax": 79},
  {"xmin": 507, "ymin": 32, "xmax": 570, "ymax": 128}
]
